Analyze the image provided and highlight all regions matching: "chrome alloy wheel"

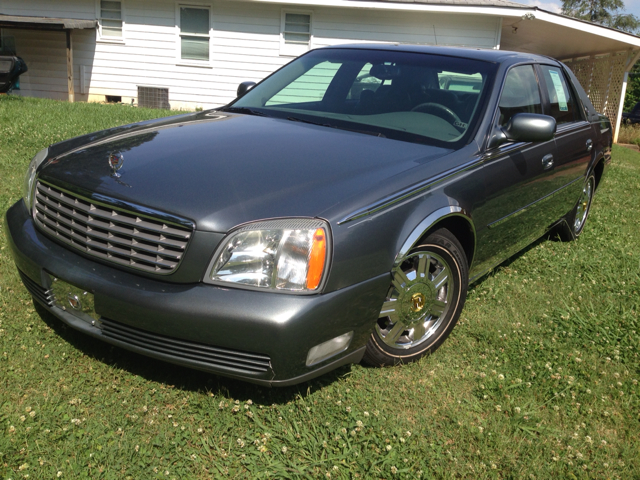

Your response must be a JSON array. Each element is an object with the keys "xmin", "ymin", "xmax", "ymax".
[
  {"xmin": 375, "ymin": 251, "xmax": 454, "ymax": 350},
  {"xmin": 574, "ymin": 176, "xmax": 594, "ymax": 234}
]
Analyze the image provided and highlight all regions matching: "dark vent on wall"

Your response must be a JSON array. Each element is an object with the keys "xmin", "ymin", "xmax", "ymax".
[{"xmin": 137, "ymin": 86, "xmax": 170, "ymax": 109}]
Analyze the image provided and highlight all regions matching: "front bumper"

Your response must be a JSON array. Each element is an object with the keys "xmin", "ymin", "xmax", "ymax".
[{"xmin": 6, "ymin": 200, "xmax": 389, "ymax": 386}]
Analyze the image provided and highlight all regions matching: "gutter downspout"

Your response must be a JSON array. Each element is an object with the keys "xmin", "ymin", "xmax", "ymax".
[{"xmin": 614, "ymin": 49, "xmax": 640, "ymax": 143}]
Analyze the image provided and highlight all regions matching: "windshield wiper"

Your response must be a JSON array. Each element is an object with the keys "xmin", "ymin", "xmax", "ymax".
[
  {"xmin": 222, "ymin": 106, "xmax": 268, "ymax": 117},
  {"xmin": 287, "ymin": 116, "xmax": 386, "ymax": 138}
]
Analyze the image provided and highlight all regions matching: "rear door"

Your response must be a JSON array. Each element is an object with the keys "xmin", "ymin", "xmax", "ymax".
[{"xmin": 536, "ymin": 64, "xmax": 593, "ymax": 217}]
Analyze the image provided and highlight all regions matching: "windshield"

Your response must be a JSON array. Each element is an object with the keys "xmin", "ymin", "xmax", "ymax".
[{"xmin": 228, "ymin": 48, "xmax": 497, "ymax": 148}]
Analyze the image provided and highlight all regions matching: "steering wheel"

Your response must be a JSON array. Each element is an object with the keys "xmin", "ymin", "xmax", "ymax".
[{"xmin": 411, "ymin": 103, "xmax": 463, "ymax": 128}]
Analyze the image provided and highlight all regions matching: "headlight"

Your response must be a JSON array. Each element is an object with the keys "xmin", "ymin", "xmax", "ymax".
[
  {"xmin": 207, "ymin": 218, "xmax": 330, "ymax": 293},
  {"xmin": 22, "ymin": 147, "xmax": 49, "ymax": 210}
]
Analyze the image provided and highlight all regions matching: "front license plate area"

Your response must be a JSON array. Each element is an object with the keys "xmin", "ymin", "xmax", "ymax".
[{"xmin": 49, "ymin": 276, "xmax": 101, "ymax": 327}]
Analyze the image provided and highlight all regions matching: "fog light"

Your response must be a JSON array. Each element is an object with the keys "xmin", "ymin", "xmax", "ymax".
[{"xmin": 306, "ymin": 331, "xmax": 353, "ymax": 366}]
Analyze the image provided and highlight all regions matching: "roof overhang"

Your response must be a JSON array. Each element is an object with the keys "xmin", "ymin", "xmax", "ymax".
[
  {"xmin": 0, "ymin": 14, "xmax": 97, "ymax": 31},
  {"xmin": 251, "ymin": 0, "xmax": 640, "ymax": 59},
  {"xmin": 500, "ymin": 10, "xmax": 640, "ymax": 59}
]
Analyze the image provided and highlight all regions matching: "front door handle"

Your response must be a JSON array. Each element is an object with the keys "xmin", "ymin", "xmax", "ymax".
[
  {"xmin": 542, "ymin": 154, "xmax": 554, "ymax": 170},
  {"xmin": 586, "ymin": 139, "xmax": 593, "ymax": 152}
]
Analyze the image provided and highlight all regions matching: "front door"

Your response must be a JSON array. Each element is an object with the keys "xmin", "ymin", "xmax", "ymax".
[{"xmin": 472, "ymin": 64, "xmax": 561, "ymax": 276}]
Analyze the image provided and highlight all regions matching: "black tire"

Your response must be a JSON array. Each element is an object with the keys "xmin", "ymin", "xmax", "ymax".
[
  {"xmin": 362, "ymin": 228, "xmax": 468, "ymax": 367},
  {"xmin": 556, "ymin": 174, "xmax": 595, "ymax": 242}
]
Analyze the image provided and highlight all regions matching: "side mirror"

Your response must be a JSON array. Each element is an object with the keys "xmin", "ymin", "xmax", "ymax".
[
  {"xmin": 0, "ymin": 55, "xmax": 28, "ymax": 94},
  {"xmin": 488, "ymin": 113, "xmax": 556, "ymax": 149},
  {"xmin": 237, "ymin": 81, "xmax": 256, "ymax": 98}
]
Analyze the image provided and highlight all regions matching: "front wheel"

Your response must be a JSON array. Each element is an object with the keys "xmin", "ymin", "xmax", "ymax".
[{"xmin": 362, "ymin": 228, "xmax": 468, "ymax": 367}]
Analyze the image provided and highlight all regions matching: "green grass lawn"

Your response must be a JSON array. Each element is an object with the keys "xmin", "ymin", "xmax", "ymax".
[{"xmin": 1, "ymin": 96, "xmax": 639, "ymax": 479}]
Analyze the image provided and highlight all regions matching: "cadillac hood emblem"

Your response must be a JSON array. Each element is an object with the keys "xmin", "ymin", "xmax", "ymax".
[{"xmin": 108, "ymin": 153, "xmax": 124, "ymax": 177}]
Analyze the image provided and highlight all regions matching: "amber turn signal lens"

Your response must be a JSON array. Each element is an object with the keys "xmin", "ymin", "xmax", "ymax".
[{"xmin": 306, "ymin": 228, "xmax": 327, "ymax": 290}]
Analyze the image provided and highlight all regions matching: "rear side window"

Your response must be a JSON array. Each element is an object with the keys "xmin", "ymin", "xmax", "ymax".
[
  {"xmin": 539, "ymin": 65, "xmax": 579, "ymax": 125},
  {"xmin": 498, "ymin": 65, "xmax": 542, "ymax": 127}
]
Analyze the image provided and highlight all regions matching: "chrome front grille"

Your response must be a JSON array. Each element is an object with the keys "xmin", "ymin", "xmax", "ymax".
[{"xmin": 33, "ymin": 181, "xmax": 192, "ymax": 274}]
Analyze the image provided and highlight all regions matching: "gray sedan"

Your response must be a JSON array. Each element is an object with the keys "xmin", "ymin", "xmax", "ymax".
[{"xmin": 6, "ymin": 44, "xmax": 612, "ymax": 386}]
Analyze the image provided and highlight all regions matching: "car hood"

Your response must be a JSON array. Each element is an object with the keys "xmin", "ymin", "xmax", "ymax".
[{"xmin": 40, "ymin": 112, "xmax": 454, "ymax": 232}]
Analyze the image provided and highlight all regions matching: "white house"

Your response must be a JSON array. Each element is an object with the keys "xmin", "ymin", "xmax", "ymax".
[{"xmin": 1, "ymin": 0, "xmax": 640, "ymax": 141}]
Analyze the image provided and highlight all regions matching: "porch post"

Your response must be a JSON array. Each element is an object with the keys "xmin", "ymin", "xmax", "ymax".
[{"xmin": 66, "ymin": 29, "xmax": 74, "ymax": 103}]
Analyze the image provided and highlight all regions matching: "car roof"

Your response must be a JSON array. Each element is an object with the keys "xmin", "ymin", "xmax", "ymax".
[{"xmin": 319, "ymin": 43, "xmax": 560, "ymax": 66}]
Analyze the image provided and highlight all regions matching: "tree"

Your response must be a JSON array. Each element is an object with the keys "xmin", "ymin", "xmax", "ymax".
[
  {"xmin": 562, "ymin": 0, "xmax": 640, "ymax": 33},
  {"xmin": 623, "ymin": 62, "xmax": 640, "ymax": 112}
]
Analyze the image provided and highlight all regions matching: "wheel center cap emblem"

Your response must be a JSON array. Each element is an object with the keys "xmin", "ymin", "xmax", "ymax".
[
  {"xmin": 410, "ymin": 292, "xmax": 426, "ymax": 312},
  {"xmin": 108, "ymin": 153, "xmax": 124, "ymax": 177}
]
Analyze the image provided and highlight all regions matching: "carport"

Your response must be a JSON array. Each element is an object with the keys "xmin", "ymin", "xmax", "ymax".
[
  {"xmin": 494, "ymin": 6, "xmax": 640, "ymax": 143},
  {"xmin": 0, "ymin": 14, "xmax": 96, "ymax": 103}
]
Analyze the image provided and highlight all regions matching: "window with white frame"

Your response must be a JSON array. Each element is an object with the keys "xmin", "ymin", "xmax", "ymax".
[
  {"xmin": 179, "ymin": 6, "xmax": 210, "ymax": 62},
  {"xmin": 100, "ymin": 1, "xmax": 123, "ymax": 38},
  {"xmin": 280, "ymin": 11, "xmax": 311, "ymax": 56}
]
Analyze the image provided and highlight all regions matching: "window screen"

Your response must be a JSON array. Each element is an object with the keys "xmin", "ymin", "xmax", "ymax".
[
  {"xmin": 101, "ymin": 1, "xmax": 122, "ymax": 37},
  {"xmin": 539, "ymin": 65, "xmax": 579, "ymax": 125},
  {"xmin": 284, "ymin": 13, "xmax": 311, "ymax": 45},
  {"xmin": 180, "ymin": 7, "xmax": 209, "ymax": 61},
  {"xmin": 498, "ymin": 65, "xmax": 542, "ymax": 127}
]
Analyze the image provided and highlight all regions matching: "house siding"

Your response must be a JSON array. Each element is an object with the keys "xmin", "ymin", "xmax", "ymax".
[{"xmin": 1, "ymin": 0, "xmax": 501, "ymax": 109}]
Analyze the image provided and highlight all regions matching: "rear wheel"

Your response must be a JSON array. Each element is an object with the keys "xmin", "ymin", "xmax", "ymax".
[
  {"xmin": 557, "ymin": 174, "xmax": 595, "ymax": 241},
  {"xmin": 362, "ymin": 229, "xmax": 468, "ymax": 366}
]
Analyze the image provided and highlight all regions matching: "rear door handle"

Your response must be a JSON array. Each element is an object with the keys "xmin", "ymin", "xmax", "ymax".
[
  {"xmin": 542, "ymin": 154, "xmax": 554, "ymax": 170},
  {"xmin": 586, "ymin": 139, "xmax": 593, "ymax": 152}
]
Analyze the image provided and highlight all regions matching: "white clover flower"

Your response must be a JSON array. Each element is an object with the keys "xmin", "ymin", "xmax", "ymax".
[
  {"xmin": 57, "ymin": 472, "xmax": 63, "ymax": 478},
  {"xmin": 515, "ymin": 407, "xmax": 521, "ymax": 414},
  {"xmin": 237, "ymin": 438, "xmax": 245, "ymax": 448},
  {"xmin": 386, "ymin": 445, "xmax": 392, "ymax": 451},
  {"xmin": 356, "ymin": 420, "xmax": 364, "ymax": 428},
  {"xmin": 282, "ymin": 446, "xmax": 288, "ymax": 454},
  {"xmin": 478, "ymin": 426, "xmax": 484, "ymax": 433},
  {"xmin": 364, "ymin": 411, "xmax": 369, "ymax": 417},
  {"xmin": 391, "ymin": 466, "xmax": 398, "ymax": 474},
  {"xmin": 498, "ymin": 374, "xmax": 504, "ymax": 380},
  {"xmin": 346, "ymin": 406, "xmax": 351, "ymax": 413},
  {"xmin": 495, "ymin": 405, "xmax": 502, "ymax": 412},
  {"xmin": 406, "ymin": 431, "xmax": 411, "ymax": 437}
]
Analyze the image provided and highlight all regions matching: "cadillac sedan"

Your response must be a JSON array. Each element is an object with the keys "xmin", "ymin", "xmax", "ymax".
[{"xmin": 6, "ymin": 45, "xmax": 612, "ymax": 386}]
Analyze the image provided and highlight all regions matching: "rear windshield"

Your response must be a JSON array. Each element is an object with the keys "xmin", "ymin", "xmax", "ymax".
[{"xmin": 229, "ymin": 48, "xmax": 497, "ymax": 148}]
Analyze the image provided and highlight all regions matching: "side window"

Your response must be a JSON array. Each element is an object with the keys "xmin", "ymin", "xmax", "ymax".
[
  {"xmin": 498, "ymin": 65, "xmax": 542, "ymax": 127},
  {"xmin": 266, "ymin": 61, "xmax": 340, "ymax": 106},
  {"xmin": 539, "ymin": 65, "xmax": 579, "ymax": 125},
  {"xmin": 179, "ymin": 6, "xmax": 210, "ymax": 62},
  {"xmin": 99, "ymin": 1, "xmax": 123, "ymax": 39},
  {"xmin": 280, "ymin": 11, "xmax": 312, "ymax": 57}
]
